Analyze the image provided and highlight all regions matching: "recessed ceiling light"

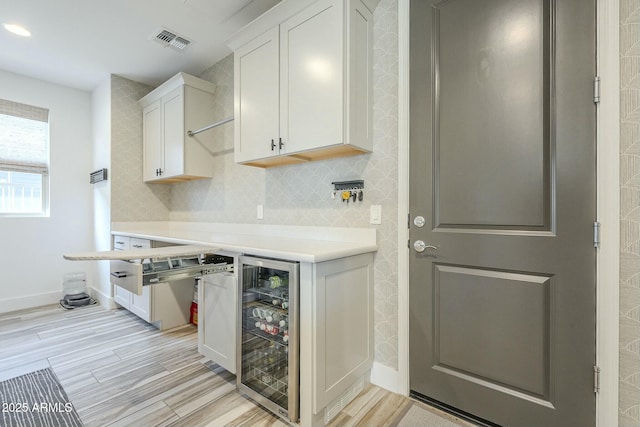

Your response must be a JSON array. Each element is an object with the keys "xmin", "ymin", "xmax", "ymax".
[{"xmin": 3, "ymin": 23, "xmax": 31, "ymax": 37}]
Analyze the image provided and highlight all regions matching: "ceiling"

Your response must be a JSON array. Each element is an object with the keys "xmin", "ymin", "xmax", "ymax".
[{"xmin": 0, "ymin": 0, "xmax": 281, "ymax": 91}]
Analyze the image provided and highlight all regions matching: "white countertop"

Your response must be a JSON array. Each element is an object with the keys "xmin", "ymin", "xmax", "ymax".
[{"xmin": 111, "ymin": 222, "xmax": 377, "ymax": 263}]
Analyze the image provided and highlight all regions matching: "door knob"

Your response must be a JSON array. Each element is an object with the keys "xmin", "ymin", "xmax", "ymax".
[{"xmin": 414, "ymin": 240, "xmax": 437, "ymax": 253}]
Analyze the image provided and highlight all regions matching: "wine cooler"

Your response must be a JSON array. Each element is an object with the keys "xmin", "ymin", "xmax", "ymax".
[{"xmin": 237, "ymin": 256, "xmax": 299, "ymax": 422}]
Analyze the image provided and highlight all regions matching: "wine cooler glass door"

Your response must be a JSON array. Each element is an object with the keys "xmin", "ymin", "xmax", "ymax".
[{"xmin": 237, "ymin": 256, "xmax": 299, "ymax": 422}]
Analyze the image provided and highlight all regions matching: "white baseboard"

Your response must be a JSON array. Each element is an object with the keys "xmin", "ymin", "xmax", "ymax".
[
  {"xmin": 89, "ymin": 286, "xmax": 115, "ymax": 309},
  {"xmin": 0, "ymin": 291, "xmax": 61, "ymax": 314},
  {"xmin": 0, "ymin": 287, "xmax": 115, "ymax": 314},
  {"xmin": 370, "ymin": 362, "xmax": 400, "ymax": 394}
]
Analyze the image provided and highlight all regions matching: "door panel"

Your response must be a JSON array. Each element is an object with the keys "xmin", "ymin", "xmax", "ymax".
[
  {"xmin": 434, "ymin": 0, "xmax": 550, "ymax": 230},
  {"xmin": 409, "ymin": 1, "xmax": 596, "ymax": 426},
  {"xmin": 434, "ymin": 265, "xmax": 551, "ymax": 399}
]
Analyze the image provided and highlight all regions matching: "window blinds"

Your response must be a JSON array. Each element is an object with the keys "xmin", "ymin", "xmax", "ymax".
[{"xmin": 0, "ymin": 99, "xmax": 49, "ymax": 174}]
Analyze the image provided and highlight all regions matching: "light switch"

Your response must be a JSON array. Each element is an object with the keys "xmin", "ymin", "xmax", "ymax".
[
  {"xmin": 370, "ymin": 205, "xmax": 382, "ymax": 224},
  {"xmin": 257, "ymin": 205, "xmax": 264, "ymax": 220}
]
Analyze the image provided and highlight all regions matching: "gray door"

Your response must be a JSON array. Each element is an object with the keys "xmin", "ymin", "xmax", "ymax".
[{"xmin": 408, "ymin": 1, "xmax": 596, "ymax": 426}]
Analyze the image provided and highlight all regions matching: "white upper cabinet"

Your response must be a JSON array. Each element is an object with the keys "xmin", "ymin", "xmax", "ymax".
[
  {"xmin": 229, "ymin": 0, "xmax": 379, "ymax": 168},
  {"xmin": 234, "ymin": 27, "xmax": 281, "ymax": 163},
  {"xmin": 139, "ymin": 72, "xmax": 217, "ymax": 182}
]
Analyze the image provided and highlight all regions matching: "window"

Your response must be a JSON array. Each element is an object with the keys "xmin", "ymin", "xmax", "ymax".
[{"xmin": 0, "ymin": 99, "xmax": 49, "ymax": 216}]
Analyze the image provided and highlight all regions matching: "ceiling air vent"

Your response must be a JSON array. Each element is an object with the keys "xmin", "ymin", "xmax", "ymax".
[{"xmin": 152, "ymin": 28, "xmax": 192, "ymax": 52}]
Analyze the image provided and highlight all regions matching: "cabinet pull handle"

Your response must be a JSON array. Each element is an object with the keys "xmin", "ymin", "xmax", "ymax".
[
  {"xmin": 271, "ymin": 139, "xmax": 276, "ymax": 151},
  {"xmin": 279, "ymin": 138, "xmax": 284, "ymax": 150}
]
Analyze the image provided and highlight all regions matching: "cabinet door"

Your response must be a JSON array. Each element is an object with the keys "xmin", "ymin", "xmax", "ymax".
[
  {"xmin": 199, "ymin": 273, "xmax": 237, "ymax": 373},
  {"xmin": 113, "ymin": 285, "xmax": 131, "ymax": 309},
  {"xmin": 113, "ymin": 235, "xmax": 131, "ymax": 308},
  {"xmin": 162, "ymin": 86, "xmax": 185, "ymax": 178},
  {"xmin": 130, "ymin": 286, "xmax": 152, "ymax": 321},
  {"xmin": 310, "ymin": 253, "xmax": 374, "ymax": 413},
  {"xmin": 280, "ymin": 0, "xmax": 344, "ymax": 154},
  {"xmin": 234, "ymin": 26, "xmax": 281, "ymax": 163},
  {"xmin": 143, "ymin": 99, "xmax": 163, "ymax": 182},
  {"xmin": 128, "ymin": 238, "xmax": 152, "ymax": 321}
]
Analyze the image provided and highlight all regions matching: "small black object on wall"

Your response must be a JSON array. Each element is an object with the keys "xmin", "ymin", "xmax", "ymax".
[{"xmin": 90, "ymin": 168, "xmax": 108, "ymax": 184}]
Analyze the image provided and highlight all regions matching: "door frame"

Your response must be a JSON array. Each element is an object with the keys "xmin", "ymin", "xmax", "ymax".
[{"xmin": 396, "ymin": 1, "xmax": 620, "ymax": 426}]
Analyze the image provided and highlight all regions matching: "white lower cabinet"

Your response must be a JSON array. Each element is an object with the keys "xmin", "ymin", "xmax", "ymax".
[
  {"xmin": 196, "ymin": 251, "xmax": 374, "ymax": 427},
  {"xmin": 198, "ymin": 272, "xmax": 237, "ymax": 374},
  {"xmin": 301, "ymin": 252, "xmax": 374, "ymax": 426},
  {"xmin": 112, "ymin": 235, "xmax": 193, "ymax": 331},
  {"xmin": 113, "ymin": 237, "xmax": 151, "ymax": 316},
  {"xmin": 129, "ymin": 286, "xmax": 152, "ymax": 320},
  {"xmin": 113, "ymin": 281, "xmax": 134, "ymax": 308}
]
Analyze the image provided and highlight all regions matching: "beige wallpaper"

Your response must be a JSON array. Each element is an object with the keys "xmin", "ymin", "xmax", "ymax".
[
  {"xmin": 619, "ymin": 0, "xmax": 640, "ymax": 427},
  {"xmin": 621, "ymin": 1, "xmax": 640, "ymax": 426},
  {"xmin": 170, "ymin": 54, "xmax": 267, "ymax": 224},
  {"xmin": 110, "ymin": 75, "xmax": 171, "ymax": 222}
]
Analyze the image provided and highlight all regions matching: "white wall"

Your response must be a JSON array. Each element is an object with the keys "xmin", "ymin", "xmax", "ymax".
[
  {"xmin": 0, "ymin": 69, "xmax": 95, "ymax": 313},
  {"xmin": 91, "ymin": 77, "xmax": 112, "ymax": 306}
]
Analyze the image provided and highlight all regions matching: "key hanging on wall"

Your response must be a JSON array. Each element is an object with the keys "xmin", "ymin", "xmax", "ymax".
[{"xmin": 331, "ymin": 180, "xmax": 365, "ymax": 204}]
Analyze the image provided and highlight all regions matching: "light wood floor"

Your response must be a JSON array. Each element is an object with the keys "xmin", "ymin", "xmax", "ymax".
[{"xmin": 0, "ymin": 304, "xmax": 473, "ymax": 427}]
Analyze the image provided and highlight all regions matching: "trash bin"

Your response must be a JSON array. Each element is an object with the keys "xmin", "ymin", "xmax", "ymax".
[{"xmin": 60, "ymin": 272, "xmax": 93, "ymax": 309}]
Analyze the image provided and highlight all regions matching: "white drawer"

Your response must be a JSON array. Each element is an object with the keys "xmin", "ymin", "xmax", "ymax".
[
  {"xmin": 110, "ymin": 254, "xmax": 232, "ymax": 295},
  {"xmin": 113, "ymin": 236, "xmax": 130, "ymax": 251},
  {"xmin": 130, "ymin": 238, "xmax": 151, "ymax": 250},
  {"xmin": 111, "ymin": 260, "xmax": 145, "ymax": 295}
]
